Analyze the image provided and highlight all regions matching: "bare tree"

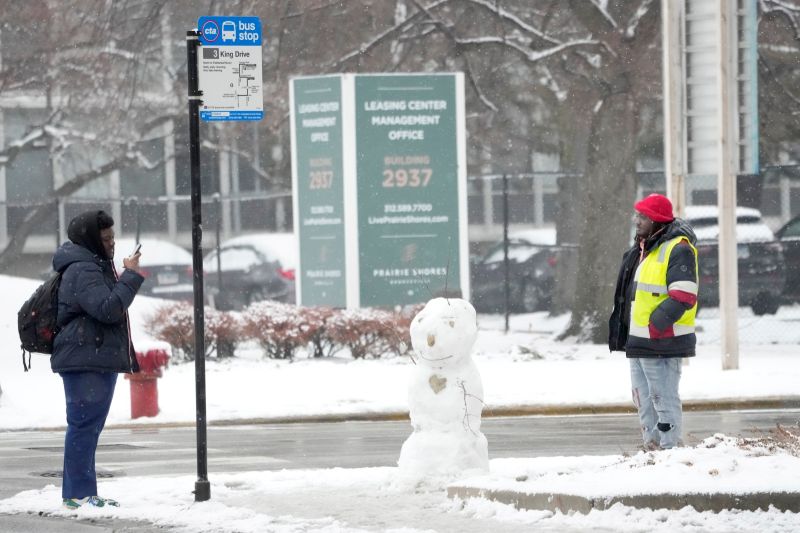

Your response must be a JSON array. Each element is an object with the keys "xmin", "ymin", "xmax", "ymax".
[
  {"xmin": 0, "ymin": 0, "xmax": 178, "ymax": 268},
  {"xmin": 758, "ymin": 0, "xmax": 800, "ymax": 165},
  {"xmin": 300, "ymin": 0, "xmax": 661, "ymax": 342}
]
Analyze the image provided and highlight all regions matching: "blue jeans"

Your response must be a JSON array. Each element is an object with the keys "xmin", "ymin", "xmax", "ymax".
[
  {"xmin": 629, "ymin": 357, "xmax": 683, "ymax": 449},
  {"xmin": 61, "ymin": 372, "xmax": 118, "ymax": 499}
]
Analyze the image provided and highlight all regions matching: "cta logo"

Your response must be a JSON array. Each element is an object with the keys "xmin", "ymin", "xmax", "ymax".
[{"xmin": 201, "ymin": 20, "xmax": 220, "ymax": 43}]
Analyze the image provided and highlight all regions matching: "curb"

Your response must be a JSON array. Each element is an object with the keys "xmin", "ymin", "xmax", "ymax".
[
  {"xmin": 482, "ymin": 396, "xmax": 800, "ymax": 417},
  {"xmin": 446, "ymin": 486, "xmax": 800, "ymax": 513},
  {"xmin": 3, "ymin": 397, "xmax": 799, "ymax": 433}
]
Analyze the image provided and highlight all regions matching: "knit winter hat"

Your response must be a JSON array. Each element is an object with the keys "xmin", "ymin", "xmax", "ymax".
[{"xmin": 634, "ymin": 194, "xmax": 674, "ymax": 223}]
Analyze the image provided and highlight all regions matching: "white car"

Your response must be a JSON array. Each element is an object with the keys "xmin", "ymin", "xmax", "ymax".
[{"xmin": 113, "ymin": 237, "xmax": 194, "ymax": 301}]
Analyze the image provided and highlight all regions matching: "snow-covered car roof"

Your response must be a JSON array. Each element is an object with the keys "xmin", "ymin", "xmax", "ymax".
[
  {"xmin": 684, "ymin": 205, "xmax": 762, "ymax": 223},
  {"xmin": 482, "ymin": 243, "xmax": 547, "ymax": 264},
  {"xmin": 692, "ymin": 224, "xmax": 776, "ymax": 243},
  {"xmin": 683, "ymin": 206, "xmax": 776, "ymax": 243},
  {"xmin": 113, "ymin": 237, "xmax": 193, "ymax": 269},
  {"xmin": 209, "ymin": 233, "xmax": 297, "ymax": 268},
  {"xmin": 509, "ymin": 227, "xmax": 557, "ymax": 246},
  {"xmin": 480, "ymin": 228, "xmax": 558, "ymax": 264}
]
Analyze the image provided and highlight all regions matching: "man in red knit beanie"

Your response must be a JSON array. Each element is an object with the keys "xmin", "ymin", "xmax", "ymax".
[{"xmin": 608, "ymin": 194, "xmax": 699, "ymax": 450}]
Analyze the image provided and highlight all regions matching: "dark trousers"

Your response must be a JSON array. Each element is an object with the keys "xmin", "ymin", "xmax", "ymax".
[{"xmin": 60, "ymin": 372, "xmax": 118, "ymax": 499}]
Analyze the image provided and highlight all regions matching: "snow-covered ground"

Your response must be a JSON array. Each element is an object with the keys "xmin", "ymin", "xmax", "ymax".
[
  {"xmin": 1, "ymin": 274, "xmax": 799, "ymax": 431},
  {"xmin": 1, "ymin": 274, "xmax": 799, "ymax": 532}
]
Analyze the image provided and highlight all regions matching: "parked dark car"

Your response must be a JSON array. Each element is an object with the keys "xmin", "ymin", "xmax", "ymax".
[
  {"xmin": 470, "ymin": 229, "xmax": 559, "ymax": 314},
  {"xmin": 685, "ymin": 206, "xmax": 786, "ymax": 315},
  {"xmin": 113, "ymin": 237, "xmax": 193, "ymax": 301},
  {"xmin": 776, "ymin": 214, "xmax": 800, "ymax": 303},
  {"xmin": 204, "ymin": 233, "xmax": 296, "ymax": 310}
]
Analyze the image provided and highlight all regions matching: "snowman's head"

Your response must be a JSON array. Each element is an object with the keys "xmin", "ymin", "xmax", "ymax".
[{"xmin": 410, "ymin": 297, "xmax": 478, "ymax": 368}]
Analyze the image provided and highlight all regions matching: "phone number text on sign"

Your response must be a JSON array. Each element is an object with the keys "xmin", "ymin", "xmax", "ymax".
[{"xmin": 384, "ymin": 203, "xmax": 433, "ymax": 213}]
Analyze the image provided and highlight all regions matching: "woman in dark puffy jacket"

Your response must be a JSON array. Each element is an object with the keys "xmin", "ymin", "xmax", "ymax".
[{"xmin": 51, "ymin": 210, "xmax": 144, "ymax": 509}]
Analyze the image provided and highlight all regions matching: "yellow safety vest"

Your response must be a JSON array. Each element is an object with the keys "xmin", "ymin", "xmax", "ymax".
[{"xmin": 629, "ymin": 236, "xmax": 698, "ymax": 339}]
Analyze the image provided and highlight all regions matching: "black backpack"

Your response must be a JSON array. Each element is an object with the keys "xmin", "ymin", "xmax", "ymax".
[{"xmin": 17, "ymin": 272, "xmax": 62, "ymax": 371}]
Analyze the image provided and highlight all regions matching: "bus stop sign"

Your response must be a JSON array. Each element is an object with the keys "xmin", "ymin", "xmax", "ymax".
[{"xmin": 197, "ymin": 16, "xmax": 263, "ymax": 121}]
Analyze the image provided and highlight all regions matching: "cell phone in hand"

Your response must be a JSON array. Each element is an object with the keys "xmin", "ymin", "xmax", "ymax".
[{"xmin": 131, "ymin": 242, "xmax": 142, "ymax": 257}]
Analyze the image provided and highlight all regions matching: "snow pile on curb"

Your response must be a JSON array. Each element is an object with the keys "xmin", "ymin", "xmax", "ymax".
[{"xmin": 453, "ymin": 427, "xmax": 800, "ymax": 499}]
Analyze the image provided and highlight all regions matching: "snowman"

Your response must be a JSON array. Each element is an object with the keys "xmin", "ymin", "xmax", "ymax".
[{"xmin": 398, "ymin": 297, "xmax": 489, "ymax": 477}]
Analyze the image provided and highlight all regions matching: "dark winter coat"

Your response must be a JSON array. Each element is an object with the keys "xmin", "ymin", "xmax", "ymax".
[
  {"xmin": 51, "ymin": 242, "xmax": 144, "ymax": 373},
  {"xmin": 608, "ymin": 218, "xmax": 698, "ymax": 358}
]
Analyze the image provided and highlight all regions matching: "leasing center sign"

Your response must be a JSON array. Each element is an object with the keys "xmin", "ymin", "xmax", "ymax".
[
  {"xmin": 355, "ymin": 74, "xmax": 465, "ymax": 307},
  {"xmin": 290, "ymin": 76, "xmax": 347, "ymax": 307},
  {"xmin": 290, "ymin": 73, "xmax": 467, "ymax": 308}
]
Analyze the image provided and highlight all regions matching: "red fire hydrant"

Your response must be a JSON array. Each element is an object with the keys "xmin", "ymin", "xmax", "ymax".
[{"xmin": 125, "ymin": 346, "xmax": 170, "ymax": 419}]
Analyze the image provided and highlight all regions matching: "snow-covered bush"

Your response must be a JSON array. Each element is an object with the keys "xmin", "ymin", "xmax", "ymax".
[
  {"xmin": 205, "ymin": 308, "xmax": 242, "ymax": 359},
  {"xmin": 145, "ymin": 302, "xmax": 210, "ymax": 361},
  {"xmin": 298, "ymin": 306, "xmax": 342, "ymax": 358},
  {"xmin": 327, "ymin": 308, "xmax": 400, "ymax": 359},
  {"xmin": 241, "ymin": 301, "xmax": 309, "ymax": 359},
  {"xmin": 144, "ymin": 302, "xmax": 240, "ymax": 361},
  {"xmin": 145, "ymin": 301, "xmax": 448, "ymax": 362}
]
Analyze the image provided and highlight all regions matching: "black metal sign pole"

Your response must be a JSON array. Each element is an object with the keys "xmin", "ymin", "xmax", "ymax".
[
  {"xmin": 186, "ymin": 29, "xmax": 210, "ymax": 502},
  {"xmin": 502, "ymin": 173, "xmax": 510, "ymax": 333}
]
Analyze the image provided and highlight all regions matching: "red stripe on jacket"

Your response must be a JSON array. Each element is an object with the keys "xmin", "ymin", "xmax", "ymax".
[{"xmin": 668, "ymin": 289, "xmax": 697, "ymax": 306}]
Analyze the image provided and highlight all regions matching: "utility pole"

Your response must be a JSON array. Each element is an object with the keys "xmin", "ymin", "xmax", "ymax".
[
  {"xmin": 662, "ymin": 0, "xmax": 685, "ymax": 216},
  {"xmin": 717, "ymin": 0, "xmax": 739, "ymax": 370}
]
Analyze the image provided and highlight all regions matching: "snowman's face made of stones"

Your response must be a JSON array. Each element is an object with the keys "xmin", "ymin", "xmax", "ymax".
[{"xmin": 410, "ymin": 297, "xmax": 478, "ymax": 368}]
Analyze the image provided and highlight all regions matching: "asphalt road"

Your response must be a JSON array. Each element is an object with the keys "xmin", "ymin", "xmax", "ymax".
[{"xmin": 2, "ymin": 408, "xmax": 799, "ymax": 503}]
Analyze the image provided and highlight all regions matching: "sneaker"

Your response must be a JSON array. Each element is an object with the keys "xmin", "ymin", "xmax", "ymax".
[
  {"xmin": 62, "ymin": 498, "xmax": 85, "ymax": 510},
  {"xmin": 93, "ymin": 496, "xmax": 119, "ymax": 507},
  {"xmin": 62, "ymin": 496, "xmax": 120, "ymax": 509}
]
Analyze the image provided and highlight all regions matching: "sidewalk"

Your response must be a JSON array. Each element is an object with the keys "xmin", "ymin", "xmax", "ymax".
[
  {"xmin": 2, "ymin": 406, "xmax": 799, "ymax": 532},
  {"xmin": 106, "ymin": 399, "xmax": 800, "ymax": 517},
  {"xmin": 105, "ymin": 400, "xmax": 800, "ymax": 518}
]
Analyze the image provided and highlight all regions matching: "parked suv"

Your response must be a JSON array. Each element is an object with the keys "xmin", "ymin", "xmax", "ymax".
[
  {"xmin": 685, "ymin": 206, "xmax": 785, "ymax": 315},
  {"xmin": 204, "ymin": 233, "xmax": 296, "ymax": 311},
  {"xmin": 776, "ymin": 214, "xmax": 800, "ymax": 303}
]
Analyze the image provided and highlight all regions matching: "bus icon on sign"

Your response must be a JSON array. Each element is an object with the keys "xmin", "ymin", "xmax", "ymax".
[{"xmin": 221, "ymin": 21, "xmax": 236, "ymax": 42}]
